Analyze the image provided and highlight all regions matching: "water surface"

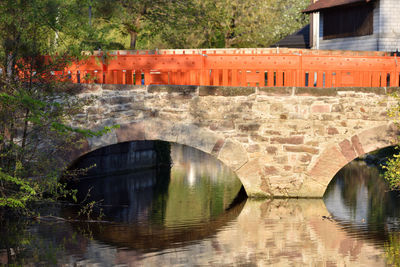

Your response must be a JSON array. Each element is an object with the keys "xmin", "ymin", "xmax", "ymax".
[{"xmin": 1, "ymin": 145, "xmax": 400, "ymax": 266}]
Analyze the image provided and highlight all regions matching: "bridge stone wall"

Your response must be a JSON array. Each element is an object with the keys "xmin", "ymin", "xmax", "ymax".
[{"xmin": 69, "ymin": 84, "xmax": 399, "ymax": 198}]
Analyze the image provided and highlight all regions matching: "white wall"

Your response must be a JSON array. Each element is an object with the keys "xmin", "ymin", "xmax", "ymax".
[
  {"xmin": 314, "ymin": 0, "xmax": 400, "ymax": 52},
  {"xmin": 317, "ymin": 2, "xmax": 380, "ymax": 51},
  {"xmin": 377, "ymin": 0, "xmax": 400, "ymax": 51}
]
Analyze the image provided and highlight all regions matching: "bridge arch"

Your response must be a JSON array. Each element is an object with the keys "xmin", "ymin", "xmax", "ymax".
[
  {"xmin": 66, "ymin": 119, "xmax": 250, "ymax": 192},
  {"xmin": 65, "ymin": 84, "xmax": 398, "ymax": 198},
  {"xmin": 307, "ymin": 123, "xmax": 399, "ymax": 197}
]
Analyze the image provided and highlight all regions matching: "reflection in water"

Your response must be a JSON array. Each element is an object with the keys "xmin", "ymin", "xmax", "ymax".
[
  {"xmin": 3, "ymin": 144, "xmax": 400, "ymax": 266},
  {"xmin": 0, "ymin": 200, "xmax": 387, "ymax": 266},
  {"xmin": 324, "ymin": 160, "xmax": 400, "ymax": 244},
  {"xmin": 324, "ymin": 159, "xmax": 400, "ymax": 266}
]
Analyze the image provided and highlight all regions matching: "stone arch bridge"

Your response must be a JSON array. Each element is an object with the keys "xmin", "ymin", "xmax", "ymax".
[{"xmin": 68, "ymin": 84, "xmax": 399, "ymax": 198}]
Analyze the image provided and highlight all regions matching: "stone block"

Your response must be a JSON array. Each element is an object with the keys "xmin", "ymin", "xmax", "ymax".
[
  {"xmin": 311, "ymin": 105, "xmax": 331, "ymax": 113},
  {"xmin": 327, "ymin": 127, "xmax": 339, "ymax": 135},
  {"xmin": 238, "ymin": 123, "xmax": 261, "ymax": 132},
  {"xmin": 274, "ymin": 155, "xmax": 288, "ymax": 164},
  {"xmin": 236, "ymin": 158, "xmax": 272, "ymax": 197},
  {"xmin": 300, "ymin": 154, "xmax": 312, "ymax": 163},
  {"xmin": 268, "ymin": 175, "xmax": 301, "ymax": 195},
  {"xmin": 264, "ymin": 166, "xmax": 278, "ymax": 175},
  {"xmin": 357, "ymin": 124, "xmax": 398, "ymax": 154},
  {"xmin": 247, "ymin": 144, "xmax": 260, "ymax": 153},
  {"xmin": 283, "ymin": 145, "xmax": 319, "ymax": 154},
  {"xmin": 148, "ymin": 85, "xmax": 197, "ymax": 95},
  {"xmin": 87, "ymin": 130, "xmax": 118, "ymax": 151},
  {"xmin": 295, "ymin": 87, "xmax": 337, "ymax": 96},
  {"xmin": 258, "ymin": 87, "xmax": 292, "ymax": 96},
  {"xmin": 266, "ymin": 146, "xmax": 278, "ymax": 155},
  {"xmin": 144, "ymin": 119, "xmax": 179, "ymax": 143},
  {"xmin": 339, "ymin": 139, "xmax": 357, "ymax": 162},
  {"xmin": 116, "ymin": 122, "xmax": 146, "ymax": 142},
  {"xmin": 218, "ymin": 139, "xmax": 249, "ymax": 171},
  {"xmin": 308, "ymin": 145, "xmax": 348, "ymax": 186},
  {"xmin": 211, "ymin": 139, "xmax": 225, "ymax": 156},
  {"xmin": 199, "ymin": 86, "xmax": 255, "ymax": 96},
  {"xmin": 271, "ymin": 136, "xmax": 304, "ymax": 144},
  {"xmin": 176, "ymin": 124, "xmax": 222, "ymax": 154},
  {"xmin": 263, "ymin": 130, "xmax": 281, "ymax": 136},
  {"xmin": 101, "ymin": 96, "xmax": 136, "ymax": 105},
  {"xmin": 101, "ymin": 84, "xmax": 143, "ymax": 91},
  {"xmin": 270, "ymin": 103, "xmax": 285, "ymax": 114}
]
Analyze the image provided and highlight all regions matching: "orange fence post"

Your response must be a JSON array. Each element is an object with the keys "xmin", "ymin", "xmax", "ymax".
[
  {"xmin": 276, "ymin": 71, "xmax": 283, "ymax": 87},
  {"xmin": 317, "ymin": 71, "xmax": 324, "ymax": 88},
  {"xmin": 144, "ymin": 70, "xmax": 151, "ymax": 85},
  {"xmin": 336, "ymin": 71, "xmax": 342, "ymax": 87},
  {"xmin": 232, "ymin": 69, "xmax": 238, "ymax": 86},
  {"xmin": 111, "ymin": 70, "xmax": 117, "ymax": 84},
  {"xmin": 126, "ymin": 70, "xmax": 133, "ymax": 84},
  {"xmin": 213, "ymin": 70, "xmax": 220, "ymax": 86},
  {"xmin": 297, "ymin": 52, "xmax": 302, "ymax": 87},
  {"xmin": 122, "ymin": 70, "xmax": 126, "ymax": 84},
  {"xmin": 222, "ymin": 69, "xmax": 229, "ymax": 86},
  {"xmin": 267, "ymin": 71, "xmax": 274, "ymax": 87},
  {"xmin": 371, "ymin": 72, "xmax": 380, "ymax": 87},
  {"xmin": 190, "ymin": 70, "xmax": 197, "ymax": 85},
  {"xmin": 241, "ymin": 69, "xmax": 247, "ymax": 86},
  {"xmin": 325, "ymin": 72, "xmax": 332, "ymax": 88},
  {"xmin": 284, "ymin": 70, "xmax": 291, "ymax": 87}
]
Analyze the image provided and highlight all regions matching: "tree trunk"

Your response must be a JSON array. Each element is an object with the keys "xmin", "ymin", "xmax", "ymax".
[
  {"xmin": 6, "ymin": 53, "xmax": 15, "ymax": 78},
  {"xmin": 129, "ymin": 31, "xmax": 137, "ymax": 50}
]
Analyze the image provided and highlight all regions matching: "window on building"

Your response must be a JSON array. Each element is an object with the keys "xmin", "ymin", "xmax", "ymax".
[{"xmin": 323, "ymin": 4, "xmax": 373, "ymax": 40}]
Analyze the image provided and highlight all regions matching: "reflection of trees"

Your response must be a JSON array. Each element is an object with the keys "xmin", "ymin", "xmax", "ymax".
[
  {"xmin": 0, "ymin": 216, "xmax": 92, "ymax": 266},
  {"xmin": 167, "ymin": 144, "xmax": 243, "ymax": 226},
  {"xmin": 385, "ymin": 233, "xmax": 400, "ymax": 266},
  {"xmin": 325, "ymin": 160, "xmax": 400, "ymax": 244}
]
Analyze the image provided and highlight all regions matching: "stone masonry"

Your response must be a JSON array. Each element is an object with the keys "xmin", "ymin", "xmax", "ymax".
[{"xmin": 68, "ymin": 84, "xmax": 399, "ymax": 198}]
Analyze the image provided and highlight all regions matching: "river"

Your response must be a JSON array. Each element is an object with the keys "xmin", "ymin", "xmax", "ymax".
[{"xmin": 1, "ymin": 143, "xmax": 399, "ymax": 266}]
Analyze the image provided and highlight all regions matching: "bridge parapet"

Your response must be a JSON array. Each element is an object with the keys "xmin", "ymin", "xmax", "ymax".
[
  {"xmin": 56, "ymin": 48, "xmax": 400, "ymax": 88},
  {"xmin": 68, "ymin": 84, "xmax": 399, "ymax": 198}
]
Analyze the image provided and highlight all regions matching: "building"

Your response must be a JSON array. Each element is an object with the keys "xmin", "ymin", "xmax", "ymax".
[
  {"xmin": 303, "ymin": 0, "xmax": 400, "ymax": 52},
  {"xmin": 272, "ymin": 24, "xmax": 310, "ymax": 49}
]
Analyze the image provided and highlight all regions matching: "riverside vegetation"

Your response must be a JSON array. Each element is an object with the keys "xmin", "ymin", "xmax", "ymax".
[
  {"xmin": 1, "ymin": 0, "xmax": 400, "ymax": 215},
  {"xmin": 0, "ymin": 0, "xmax": 310, "ymax": 216}
]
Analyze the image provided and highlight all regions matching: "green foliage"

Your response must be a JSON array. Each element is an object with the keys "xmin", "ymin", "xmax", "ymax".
[
  {"xmin": 382, "ymin": 153, "xmax": 400, "ymax": 190},
  {"xmin": 383, "ymin": 92, "xmax": 400, "ymax": 190},
  {"xmin": 0, "ymin": 0, "xmax": 120, "ymax": 217},
  {"xmin": 86, "ymin": 0, "xmax": 310, "ymax": 49}
]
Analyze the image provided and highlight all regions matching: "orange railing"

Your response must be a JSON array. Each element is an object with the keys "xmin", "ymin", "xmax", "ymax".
[{"xmin": 62, "ymin": 48, "xmax": 400, "ymax": 88}]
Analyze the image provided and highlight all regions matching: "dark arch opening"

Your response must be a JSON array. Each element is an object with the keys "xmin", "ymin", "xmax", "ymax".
[
  {"xmin": 63, "ymin": 140, "xmax": 246, "ymax": 223},
  {"xmin": 61, "ymin": 140, "xmax": 247, "ymax": 251}
]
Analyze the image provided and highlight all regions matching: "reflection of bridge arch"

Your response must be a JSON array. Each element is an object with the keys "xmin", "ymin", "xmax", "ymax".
[{"xmin": 66, "ymin": 200, "xmax": 245, "ymax": 251}]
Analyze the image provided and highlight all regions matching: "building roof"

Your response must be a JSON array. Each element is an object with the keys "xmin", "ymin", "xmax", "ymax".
[
  {"xmin": 303, "ymin": 0, "xmax": 374, "ymax": 13},
  {"xmin": 271, "ymin": 24, "xmax": 310, "ymax": 49}
]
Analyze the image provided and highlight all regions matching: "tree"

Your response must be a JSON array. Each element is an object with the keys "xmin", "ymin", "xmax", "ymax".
[
  {"xmin": 383, "ymin": 93, "xmax": 400, "ymax": 190},
  {"xmin": 0, "ymin": 0, "xmax": 116, "ymax": 215},
  {"xmin": 90, "ymin": 0, "xmax": 310, "ymax": 50},
  {"xmin": 93, "ymin": 0, "xmax": 175, "ymax": 49},
  {"xmin": 213, "ymin": 0, "xmax": 309, "ymax": 48}
]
